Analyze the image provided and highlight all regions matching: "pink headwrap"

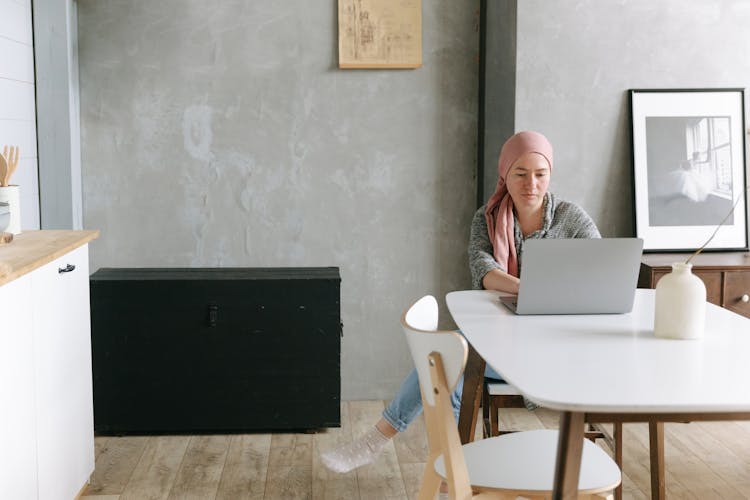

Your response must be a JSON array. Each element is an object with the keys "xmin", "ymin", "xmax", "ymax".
[{"xmin": 484, "ymin": 131, "xmax": 553, "ymax": 277}]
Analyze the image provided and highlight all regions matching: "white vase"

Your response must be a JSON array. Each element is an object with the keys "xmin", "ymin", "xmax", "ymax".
[
  {"xmin": 654, "ymin": 262, "xmax": 706, "ymax": 340},
  {"xmin": 0, "ymin": 185, "xmax": 21, "ymax": 234}
]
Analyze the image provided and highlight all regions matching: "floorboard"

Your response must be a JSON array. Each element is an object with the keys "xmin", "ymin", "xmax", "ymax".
[
  {"xmin": 120, "ymin": 435, "xmax": 190, "ymax": 500},
  {"xmin": 86, "ymin": 436, "xmax": 149, "ymax": 495},
  {"xmin": 80, "ymin": 401, "xmax": 750, "ymax": 500},
  {"xmin": 264, "ymin": 433, "xmax": 313, "ymax": 500},
  {"xmin": 167, "ymin": 435, "xmax": 231, "ymax": 500},
  {"xmin": 215, "ymin": 434, "xmax": 272, "ymax": 500}
]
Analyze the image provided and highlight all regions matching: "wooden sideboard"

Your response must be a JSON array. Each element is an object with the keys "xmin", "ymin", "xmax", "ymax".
[{"xmin": 638, "ymin": 252, "xmax": 750, "ymax": 318}]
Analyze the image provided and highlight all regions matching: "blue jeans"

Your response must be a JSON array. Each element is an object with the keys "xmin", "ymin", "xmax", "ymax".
[{"xmin": 382, "ymin": 362, "xmax": 504, "ymax": 433}]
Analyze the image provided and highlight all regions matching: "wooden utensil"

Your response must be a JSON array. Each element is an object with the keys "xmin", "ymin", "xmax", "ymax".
[
  {"xmin": 2, "ymin": 145, "xmax": 19, "ymax": 186},
  {"xmin": 0, "ymin": 153, "xmax": 7, "ymax": 187}
]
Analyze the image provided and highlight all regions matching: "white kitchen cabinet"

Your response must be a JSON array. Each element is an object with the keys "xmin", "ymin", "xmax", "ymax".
[
  {"xmin": 0, "ymin": 233, "xmax": 96, "ymax": 500},
  {"xmin": 0, "ymin": 273, "xmax": 37, "ymax": 499},
  {"xmin": 32, "ymin": 244, "xmax": 94, "ymax": 500}
]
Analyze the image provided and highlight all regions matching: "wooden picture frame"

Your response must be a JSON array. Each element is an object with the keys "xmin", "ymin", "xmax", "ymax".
[
  {"xmin": 629, "ymin": 88, "xmax": 748, "ymax": 252},
  {"xmin": 338, "ymin": 0, "xmax": 422, "ymax": 69}
]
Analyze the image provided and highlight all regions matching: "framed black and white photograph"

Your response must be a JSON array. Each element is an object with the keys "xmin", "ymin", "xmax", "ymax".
[{"xmin": 630, "ymin": 88, "xmax": 748, "ymax": 252}]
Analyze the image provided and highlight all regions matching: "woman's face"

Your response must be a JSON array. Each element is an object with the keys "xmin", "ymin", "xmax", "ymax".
[{"xmin": 505, "ymin": 152, "xmax": 551, "ymax": 213}]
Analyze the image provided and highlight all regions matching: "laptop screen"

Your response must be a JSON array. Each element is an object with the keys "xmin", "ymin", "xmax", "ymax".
[{"xmin": 508, "ymin": 238, "xmax": 643, "ymax": 315}]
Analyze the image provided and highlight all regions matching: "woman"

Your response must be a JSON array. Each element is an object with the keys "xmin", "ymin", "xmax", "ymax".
[{"xmin": 321, "ymin": 130, "xmax": 600, "ymax": 474}]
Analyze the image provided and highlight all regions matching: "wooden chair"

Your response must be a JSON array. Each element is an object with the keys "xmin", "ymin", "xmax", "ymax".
[
  {"xmin": 483, "ymin": 367, "xmax": 623, "ymax": 500},
  {"xmin": 402, "ymin": 295, "xmax": 621, "ymax": 500}
]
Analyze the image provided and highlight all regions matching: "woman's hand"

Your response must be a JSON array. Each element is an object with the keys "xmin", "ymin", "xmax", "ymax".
[{"xmin": 481, "ymin": 269, "xmax": 520, "ymax": 294}]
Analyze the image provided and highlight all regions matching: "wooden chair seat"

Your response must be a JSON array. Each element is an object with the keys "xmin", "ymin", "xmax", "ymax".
[
  {"xmin": 434, "ymin": 428, "xmax": 621, "ymax": 497},
  {"xmin": 484, "ymin": 380, "xmax": 625, "ymax": 499}
]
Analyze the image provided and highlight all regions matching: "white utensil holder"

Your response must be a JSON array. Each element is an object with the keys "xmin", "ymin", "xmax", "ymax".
[{"xmin": 0, "ymin": 185, "xmax": 21, "ymax": 234}]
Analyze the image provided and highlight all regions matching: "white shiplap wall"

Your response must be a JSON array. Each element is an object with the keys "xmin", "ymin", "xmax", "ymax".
[{"xmin": 0, "ymin": 0, "xmax": 39, "ymax": 230}]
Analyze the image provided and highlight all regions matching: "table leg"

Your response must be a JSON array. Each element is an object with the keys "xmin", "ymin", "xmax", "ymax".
[
  {"xmin": 649, "ymin": 421, "xmax": 665, "ymax": 500},
  {"xmin": 458, "ymin": 343, "xmax": 485, "ymax": 444},
  {"xmin": 553, "ymin": 411, "xmax": 585, "ymax": 500}
]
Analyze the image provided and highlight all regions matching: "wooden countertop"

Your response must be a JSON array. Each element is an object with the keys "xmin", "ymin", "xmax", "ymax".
[{"xmin": 0, "ymin": 230, "xmax": 99, "ymax": 287}]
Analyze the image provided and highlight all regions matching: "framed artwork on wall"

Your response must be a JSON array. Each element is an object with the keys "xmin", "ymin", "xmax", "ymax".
[
  {"xmin": 629, "ymin": 88, "xmax": 748, "ymax": 252},
  {"xmin": 337, "ymin": 0, "xmax": 422, "ymax": 68}
]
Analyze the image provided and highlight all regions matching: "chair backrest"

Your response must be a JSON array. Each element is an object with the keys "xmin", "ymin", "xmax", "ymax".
[
  {"xmin": 401, "ymin": 295, "xmax": 468, "ymax": 407},
  {"xmin": 401, "ymin": 295, "xmax": 472, "ymax": 498}
]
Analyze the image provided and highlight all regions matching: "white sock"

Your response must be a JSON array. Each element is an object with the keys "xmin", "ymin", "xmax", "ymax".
[
  {"xmin": 437, "ymin": 493, "xmax": 449, "ymax": 500},
  {"xmin": 320, "ymin": 426, "xmax": 390, "ymax": 473}
]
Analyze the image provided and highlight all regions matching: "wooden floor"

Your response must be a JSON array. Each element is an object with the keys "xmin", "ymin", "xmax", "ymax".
[{"xmin": 81, "ymin": 400, "xmax": 750, "ymax": 500}]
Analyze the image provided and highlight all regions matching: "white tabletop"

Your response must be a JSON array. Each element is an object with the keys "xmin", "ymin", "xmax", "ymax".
[{"xmin": 446, "ymin": 289, "xmax": 750, "ymax": 413}]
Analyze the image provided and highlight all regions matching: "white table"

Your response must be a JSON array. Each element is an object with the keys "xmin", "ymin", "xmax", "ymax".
[{"xmin": 447, "ymin": 288, "xmax": 750, "ymax": 500}]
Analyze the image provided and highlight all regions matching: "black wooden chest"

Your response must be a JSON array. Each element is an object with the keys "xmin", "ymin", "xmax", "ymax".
[{"xmin": 89, "ymin": 267, "xmax": 341, "ymax": 434}]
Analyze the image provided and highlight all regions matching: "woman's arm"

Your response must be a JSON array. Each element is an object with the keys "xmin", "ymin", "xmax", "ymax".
[
  {"xmin": 468, "ymin": 207, "xmax": 520, "ymax": 293},
  {"xmin": 481, "ymin": 268, "xmax": 520, "ymax": 294}
]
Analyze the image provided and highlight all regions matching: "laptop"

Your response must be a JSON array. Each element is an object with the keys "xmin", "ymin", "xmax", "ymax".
[{"xmin": 499, "ymin": 238, "xmax": 644, "ymax": 315}]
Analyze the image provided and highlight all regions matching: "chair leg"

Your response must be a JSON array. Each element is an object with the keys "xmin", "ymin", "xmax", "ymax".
[
  {"xmin": 482, "ymin": 384, "xmax": 491, "ymax": 439},
  {"xmin": 489, "ymin": 397, "xmax": 499, "ymax": 437},
  {"xmin": 613, "ymin": 422, "xmax": 623, "ymax": 500},
  {"xmin": 416, "ymin": 455, "xmax": 442, "ymax": 500}
]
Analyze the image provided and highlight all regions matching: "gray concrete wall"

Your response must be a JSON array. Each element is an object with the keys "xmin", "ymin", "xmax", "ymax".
[
  {"xmin": 513, "ymin": 0, "xmax": 750, "ymax": 238},
  {"xmin": 77, "ymin": 1, "xmax": 479, "ymax": 399}
]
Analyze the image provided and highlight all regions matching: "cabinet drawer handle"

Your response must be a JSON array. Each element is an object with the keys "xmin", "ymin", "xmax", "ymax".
[
  {"xmin": 742, "ymin": 294, "xmax": 749, "ymax": 303},
  {"xmin": 208, "ymin": 304, "xmax": 218, "ymax": 327},
  {"xmin": 58, "ymin": 264, "xmax": 76, "ymax": 274}
]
